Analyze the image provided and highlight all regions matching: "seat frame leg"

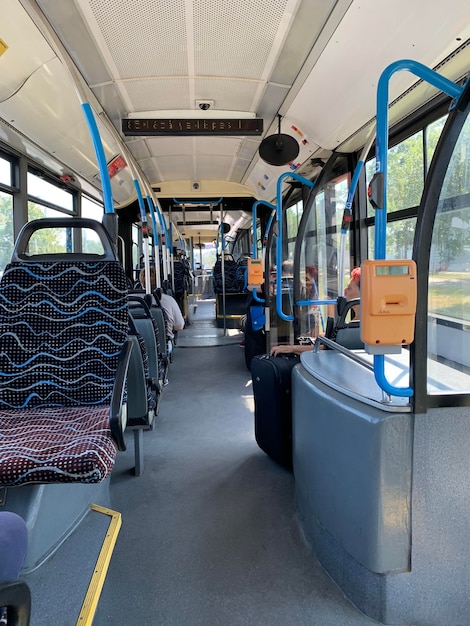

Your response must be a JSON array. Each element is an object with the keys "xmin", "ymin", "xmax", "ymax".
[{"xmin": 133, "ymin": 429, "xmax": 144, "ymax": 476}]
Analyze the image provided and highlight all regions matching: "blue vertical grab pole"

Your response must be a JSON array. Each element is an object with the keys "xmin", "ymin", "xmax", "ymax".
[
  {"xmin": 134, "ymin": 179, "xmax": 151, "ymax": 293},
  {"xmin": 154, "ymin": 202, "xmax": 170, "ymax": 282},
  {"xmin": 81, "ymin": 102, "xmax": 120, "ymax": 249},
  {"xmin": 146, "ymin": 195, "xmax": 161, "ymax": 289},
  {"xmin": 81, "ymin": 103, "xmax": 114, "ymax": 215}
]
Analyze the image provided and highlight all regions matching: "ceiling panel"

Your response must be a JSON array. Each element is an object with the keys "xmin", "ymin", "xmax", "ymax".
[
  {"xmin": 144, "ymin": 136, "xmax": 196, "ymax": 158},
  {"xmin": 1, "ymin": 0, "xmax": 56, "ymax": 101},
  {"xmin": 120, "ymin": 78, "xmax": 192, "ymax": 113},
  {"xmin": 28, "ymin": 0, "xmax": 348, "ymax": 199},
  {"xmin": 193, "ymin": 78, "xmax": 261, "ymax": 111},
  {"xmin": 194, "ymin": 136, "xmax": 241, "ymax": 156},
  {"xmin": 285, "ymin": 0, "xmax": 470, "ymax": 151},
  {"xmin": 86, "ymin": 0, "xmax": 188, "ymax": 77},
  {"xmin": 155, "ymin": 155, "xmax": 196, "ymax": 181},
  {"xmin": 194, "ymin": 156, "xmax": 235, "ymax": 180},
  {"xmin": 193, "ymin": 0, "xmax": 296, "ymax": 79}
]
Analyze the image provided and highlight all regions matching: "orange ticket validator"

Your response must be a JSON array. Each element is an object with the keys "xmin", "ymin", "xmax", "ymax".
[
  {"xmin": 247, "ymin": 258, "xmax": 264, "ymax": 285},
  {"xmin": 361, "ymin": 259, "xmax": 417, "ymax": 350}
]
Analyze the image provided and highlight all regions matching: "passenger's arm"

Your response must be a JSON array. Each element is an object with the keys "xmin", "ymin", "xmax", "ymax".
[
  {"xmin": 269, "ymin": 344, "xmax": 314, "ymax": 357},
  {"xmin": 171, "ymin": 299, "xmax": 185, "ymax": 331}
]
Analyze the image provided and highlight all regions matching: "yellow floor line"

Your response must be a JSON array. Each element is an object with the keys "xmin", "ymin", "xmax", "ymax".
[{"xmin": 76, "ymin": 504, "xmax": 122, "ymax": 626}]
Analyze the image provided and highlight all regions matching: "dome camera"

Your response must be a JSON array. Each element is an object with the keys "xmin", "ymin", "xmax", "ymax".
[{"xmin": 196, "ymin": 100, "xmax": 214, "ymax": 111}]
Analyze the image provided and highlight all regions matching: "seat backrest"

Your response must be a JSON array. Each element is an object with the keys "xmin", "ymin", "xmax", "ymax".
[
  {"xmin": 335, "ymin": 323, "xmax": 362, "ymax": 350},
  {"xmin": 127, "ymin": 315, "xmax": 156, "ymax": 422},
  {"xmin": 128, "ymin": 291, "xmax": 168, "ymax": 363},
  {"xmin": 0, "ymin": 218, "xmax": 128, "ymax": 409},
  {"xmin": 325, "ymin": 297, "xmax": 363, "ymax": 350}
]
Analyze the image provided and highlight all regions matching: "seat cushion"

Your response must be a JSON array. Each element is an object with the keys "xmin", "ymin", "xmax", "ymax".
[{"xmin": 0, "ymin": 406, "xmax": 117, "ymax": 486}]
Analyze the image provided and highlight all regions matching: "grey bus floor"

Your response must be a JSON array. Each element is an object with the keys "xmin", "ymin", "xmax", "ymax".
[{"xmin": 24, "ymin": 299, "xmax": 376, "ymax": 626}]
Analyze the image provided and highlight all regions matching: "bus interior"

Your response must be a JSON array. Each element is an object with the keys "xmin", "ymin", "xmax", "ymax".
[{"xmin": 0, "ymin": 1, "xmax": 470, "ymax": 624}]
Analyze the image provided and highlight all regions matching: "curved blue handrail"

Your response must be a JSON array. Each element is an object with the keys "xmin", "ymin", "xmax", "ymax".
[
  {"xmin": 374, "ymin": 59, "xmax": 463, "ymax": 259},
  {"xmin": 263, "ymin": 212, "xmax": 275, "ymax": 250},
  {"xmin": 275, "ymin": 172, "xmax": 314, "ymax": 321},
  {"xmin": 252, "ymin": 200, "xmax": 275, "ymax": 259},
  {"xmin": 372, "ymin": 59, "xmax": 464, "ymax": 398},
  {"xmin": 373, "ymin": 355, "xmax": 414, "ymax": 398},
  {"xmin": 251, "ymin": 287, "xmax": 265, "ymax": 303},
  {"xmin": 81, "ymin": 103, "xmax": 114, "ymax": 214}
]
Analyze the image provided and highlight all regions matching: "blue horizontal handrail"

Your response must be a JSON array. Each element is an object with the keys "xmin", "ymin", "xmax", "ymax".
[{"xmin": 296, "ymin": 299, "xmax": 334, "ymax": 307}]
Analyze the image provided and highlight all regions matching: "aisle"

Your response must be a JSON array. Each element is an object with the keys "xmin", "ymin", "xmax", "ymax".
[
  {"xmin": 93, "ymin": 338, "xmax": 375, "ymax": 625},
  {"xmin": 177, "ymin": 297, "xmax": 244, "ymax": 348}
]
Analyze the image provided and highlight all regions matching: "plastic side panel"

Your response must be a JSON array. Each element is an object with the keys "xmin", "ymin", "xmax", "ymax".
[
  {"xmin": 2, "ymin": 481, "xmax": 109, "ymax": 571},
  {"xmin": 126, "ymin": 336, "xmax": 148, "ymax": 422},
  {"xmin": 150, "ymin": 308, "xmax": 167, "ymax": 358},
  {"xmin": 132, "ymin": 317, "xmax": 158, "ymax": 381},
  {"xmin": 292, "ymin": 364, "xmax": 412, "ymax": 574}
]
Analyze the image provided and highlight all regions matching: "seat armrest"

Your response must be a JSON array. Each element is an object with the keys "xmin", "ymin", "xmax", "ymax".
[
  {"xmin": 0, "ymin": 580, "xmax": 31, "ymax": 626},
  {"xmin": 110, "ymin": 339, "xmax": 133, "ymax": 451}
]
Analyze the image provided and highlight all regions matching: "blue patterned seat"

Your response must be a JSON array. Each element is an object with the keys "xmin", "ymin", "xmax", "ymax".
[{"xmin": 0, "ymin": 219, "xmax": 130, "ymax": 486}]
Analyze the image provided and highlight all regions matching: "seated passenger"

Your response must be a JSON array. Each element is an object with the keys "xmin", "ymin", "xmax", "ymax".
[
  {"xmin": 270, "ymin": 267, "xmax": 361, "ymax": 356},
  {"xmin": 139, "ymin": 267, "xmax": 185, "ymax": 340}
]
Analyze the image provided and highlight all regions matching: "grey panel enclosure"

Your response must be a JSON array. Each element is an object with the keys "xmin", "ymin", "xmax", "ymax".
[{"xmin": 292, "ymin": 363, "xmax": 413, "ymax": 574}]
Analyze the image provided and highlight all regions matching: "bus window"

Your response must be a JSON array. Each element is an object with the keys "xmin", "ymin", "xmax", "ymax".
[
  {"xmin": 81, "ymin": 195, "xmax": 104, "ymax": 219},
  {"xmin": 27, "ymin": 171, "xmax": 74, "ymax": 214},
  {"xmin": 0, "ymin": 191, "xmax": 14, "ymax": 275},
  {"xmin": 25, "ymin": 224, "xmax": 105, "ymax": 256},
  {"xmin": 297, "ymin": 157, "xmax": 350, "ymax": 338},
  {"xmin": 428, "ymin": 108, "xmax": 470, "ymax": 391},
  {"xmin": 0, "ymin": 155, "xmax": 11, "ymax": 186}
]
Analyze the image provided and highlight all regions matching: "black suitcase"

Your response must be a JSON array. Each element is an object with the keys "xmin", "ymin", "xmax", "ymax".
[{"xmin": 251, "ymin": 354, "xmax": 300, "ymax": 469}]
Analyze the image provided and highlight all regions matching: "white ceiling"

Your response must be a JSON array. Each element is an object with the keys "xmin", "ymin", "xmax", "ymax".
[{"xmin": 1, "ymin": 0, "xmax": 469, "ymax": 240}]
